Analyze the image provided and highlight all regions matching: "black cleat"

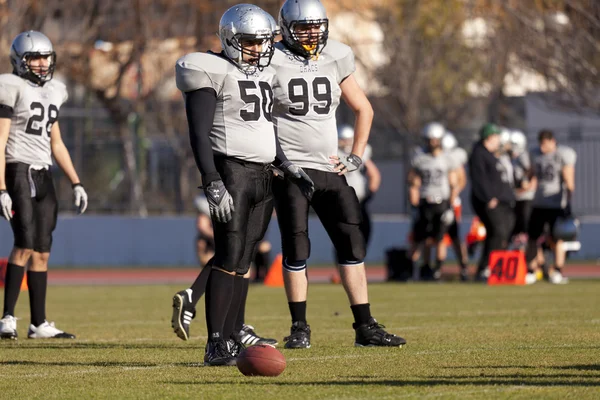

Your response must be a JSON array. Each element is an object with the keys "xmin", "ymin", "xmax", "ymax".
[
  {"xmin": 204, "ymin": 339, "xmax": 237, "ymax": 366},
  {"xmin": 354, "ymin": 318, "xmax": 406, "ymax": 347},
  {"xmin": 171, "ymin": 289, "xmax": 196, "ymax": 341},
  {"xmin": 238, "ymin": 324, "xmax": 278, "ymax": 346},
  {"xmin": 284, "ymin": 321, "xmax": 311, "ymax": 349}
]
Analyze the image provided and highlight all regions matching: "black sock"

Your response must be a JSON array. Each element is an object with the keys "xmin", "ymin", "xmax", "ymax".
[
  {"xmin": 27, "ymin": 271, "xmax": 47, "ymax": 327},
  {"xmin": 351, "ymin": 303, "xmax": 372, "ymax": 326},
  {"xmin": 205, "ymin": 269, "xmax": 234, "ymax": 341},
  {"xmin": 434, "ymin": 258, "xmax": 443, "ymax": 271},
  {"xmin": 3, "ymin": 263, "xmax": 25, "ymax": 317},
  {"xmin": 288, "ymin": 301, "xmax": 307, "ymax": 323},
  {"xmin": 190, "ymin": 261, "xmax": 212, "ymax": 306},
  {"xmin": 223, "ymin": 275, "xmax": 246, "ymax": 339},
  {"xmin": 235, "ymin": 277, "xmax": 250, "ymax": 332}
]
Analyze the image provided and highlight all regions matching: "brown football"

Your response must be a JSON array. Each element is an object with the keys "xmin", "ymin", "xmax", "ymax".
[{"xmin": 236, "ymin": 345, "xmax": 286, "ymax": 377}]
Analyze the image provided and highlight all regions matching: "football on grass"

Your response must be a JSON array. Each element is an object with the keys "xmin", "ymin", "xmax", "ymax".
[{"xmin": 236, "ymin": 345, "xmax": 286, "ymax": 377}]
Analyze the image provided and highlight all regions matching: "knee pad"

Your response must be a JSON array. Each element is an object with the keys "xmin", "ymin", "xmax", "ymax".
[
  {"xmin": 283, "ymin": 258, "xmax": 307, "ymax": 272},
  {"xmin": 337, "ymin": 258, "xmax": 364, "ymax": 267},
  {"xmin": 282, "ymin": 235, "xmax": 310, "ymax": 261},
  {"xmin": 335, "ymin": 223, "xmax": 366, "ymax": 263}
]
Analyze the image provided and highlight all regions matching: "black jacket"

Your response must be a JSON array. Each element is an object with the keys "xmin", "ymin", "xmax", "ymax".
[{"xmin": 469, "ymin": 141, "xmax": 515, "ymax": 204}]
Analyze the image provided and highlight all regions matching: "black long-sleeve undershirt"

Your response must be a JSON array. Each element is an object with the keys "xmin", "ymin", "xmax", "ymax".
[{"xmin": 184, "ymin": 88, "xmax": 221, "ymax": 185}]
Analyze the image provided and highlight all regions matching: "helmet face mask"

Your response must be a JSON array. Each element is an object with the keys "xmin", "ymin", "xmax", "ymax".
[
  {"xmin": 219, "ymin": 5, "xmax": 275, "ymax": 74},
  {"xmin": 421, "ymin": 122, "xmax": 445, "ymax": 151},
  {"xmin": 10, "ymin": 31, "xmax": 56, "ymax": 85},
  {"xmin": 231, "ymin": 33, "xmax": 274, "ymax": 69},
  {"xmin": 280, "ymin": 0, "xmax": 329, "ymax": 58},
  {"xmin": 288, "ymin": 20, "xmax": 328, "ymax": 56}
]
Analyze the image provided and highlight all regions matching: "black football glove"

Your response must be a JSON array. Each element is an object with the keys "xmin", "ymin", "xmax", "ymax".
[
  {"xmin": 280, "ymin": 161, "xmax": 315, "ymax": 200},
  {"xmin": 203, "ymin": 180, "xmax": 234, "ymax": 223}
]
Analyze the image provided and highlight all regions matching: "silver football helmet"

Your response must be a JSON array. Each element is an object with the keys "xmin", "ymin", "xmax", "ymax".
[
  {"xmin": 338, "ymin": 124, "xmax": 354, "ymax": 140},
  {"xmin": 266, "ymin": 12, "xmax": 281, "ymax": 36},
  {"xmin": 553, "ymin": 215, "xmax": 579, "ymax": 241},
  {"xmin": 510, "ymin": 129, "xmax": 527, "ymax": 155},
  {"xmin": 441, "ymin": 131, "xmax": 458, "ymax": 151},
  {"xmin": 10, "ymin": 31, "xmax": 56, "ymax": 85},
  {"xmin": 280, "ymin": 0, "xmax": 329, "ymax": 58},
  {"xmin": 219, "ymin": 4, "xmax": 275, "ymax": 73},
  {"xmin": 422, "ymin": 122, "xmax": 445, "ymax": 140}
]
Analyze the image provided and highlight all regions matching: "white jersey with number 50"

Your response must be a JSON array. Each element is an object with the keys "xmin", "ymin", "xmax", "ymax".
[
  {"xmin": 176, "ymin": 52, "xmax": 277, "ymax": 164},
  {"xmin": 0, "ymin": 73, "xmax": 68, "ymax": 167},
  {"xmin": 271, "ymin": 40, "xmax": 356, "ymax": 172}
]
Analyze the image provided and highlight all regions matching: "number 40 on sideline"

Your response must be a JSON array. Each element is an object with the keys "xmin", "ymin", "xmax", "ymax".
[{"xmin": 488, "ymin": 250, "xmax": 527, "ymax": 285}]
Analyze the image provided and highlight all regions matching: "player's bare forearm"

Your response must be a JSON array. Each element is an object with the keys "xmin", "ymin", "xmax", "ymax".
[
  {"xmin": 409, "ymin": 185, "xmax": 420, "ymax": 207},
  {"xmin": 448, "ymin": 171, "xmax": 458, "ymax": 204},
  {"xmin": 52, "ymin": 142, "xmax": 80, "ymax": 184},
  {"xmin": 51, "ymin": 123, "xmax": 80, "ymax": 184},
  {"xmin": 456, "ymin": 167, "xmax": 467, "ymax": 193},
  {"xmin": 350, "ymin": 107, "xmax": 373, "ymax": 158},
  {"xmin": 562, "ymin": 165, "xmax": 575, "ymax": 196},
  {"xmin": 340, "ymin": 74, "xmax": 373, "ymax": 159},
  {"xmin": 365, "ymin": 159, "xmax": 381, "ymax": 193},
  {"xmin": 0, "ymin": 118, "xmax": 11, "ymax": 189}
]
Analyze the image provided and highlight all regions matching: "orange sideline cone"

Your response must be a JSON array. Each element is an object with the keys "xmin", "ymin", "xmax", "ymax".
[
  {"xmin": 0, "ymin": 258, "xmax": 28, "ymax": 291},
  {"xmin": 264, "ymin": 253, "xmax": 284, "ymax": 287}
]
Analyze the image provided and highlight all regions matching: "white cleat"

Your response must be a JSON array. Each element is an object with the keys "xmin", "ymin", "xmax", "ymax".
[
  {"xmin": 549, "ymin": 271, "xmax": 569, "ymax": 285},
  {"xmin": 525, "ymin": 272, "xmax": 538, "ymax": 285},
  {"xmin": 0, "ymin": 315, "xmax": 18, "ymax": 340},
  {"xmin": 28, "ymin": 321, "xmax": 75, "ymax": 339}
]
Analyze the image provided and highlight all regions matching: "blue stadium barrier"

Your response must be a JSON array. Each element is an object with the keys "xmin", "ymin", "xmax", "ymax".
[{"xmin": 0, "ymin": 215, "xmax": 598, "ymax": 267}]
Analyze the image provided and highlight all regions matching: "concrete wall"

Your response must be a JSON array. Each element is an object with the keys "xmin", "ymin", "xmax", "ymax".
[{"xmin": 1, "ymin": 215, "xmax": 599, "ymax": 267}]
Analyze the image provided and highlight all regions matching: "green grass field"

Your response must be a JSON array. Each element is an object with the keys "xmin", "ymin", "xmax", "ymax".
[{"xmin": 1, "ymin": 281, "xmax": 599, "ymax": 399}]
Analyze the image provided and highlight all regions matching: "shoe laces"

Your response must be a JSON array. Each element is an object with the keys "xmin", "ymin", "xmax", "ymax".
[
  {"xmin": 242, "ymin": 324, "xmax": 256, "ymax": 335},
  {"xmin": 213, "ymin": 340, "xmax": 232, "ymax": 358},
  {"xmin": 285, "ymin": 322, "xmax": 309, "ymax": 341}
]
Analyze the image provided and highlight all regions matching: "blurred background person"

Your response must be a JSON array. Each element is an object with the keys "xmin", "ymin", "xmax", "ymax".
[
  {"xmin": 337, "ymin": 125, "xmax": 381, "ymax": 246},
  {"xmin": 468, "ymin": 123, "xmax": 515, "ymax": 281},
  {"xmin": 407, "ymin": 122, "xmax": 458, "ymax": 281},
  {"xmin": 497, "ymin": 128, "xmax": 516, "ymax": 246},
  {"xmin": 525, "ymin": 130, "xmax": 577, "ymax": 285},
  {"xmin": 193, "ymin": 195, "xmax": 214, "ymax": 268},
  {"xmin": 509, "ymin": 130, "xmax": 534, "ymax": 249},
  {"xmin": 441, "ymin": 131, "xmax": 469, "ymax": 281}
]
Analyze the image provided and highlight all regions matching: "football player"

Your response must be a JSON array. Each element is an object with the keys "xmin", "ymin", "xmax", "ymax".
[
  {"xmin": 174, "ymin": 4, "xmax": 313, "ymax": 366},
  {"xmin": 407, "ymin": 123, "xmax": 458, "ymax": 281},
  {"xmin": 525, "ymin": 130, "xmax": 576, "ymax": 285},
  {"xmin": 0, "ymin": 31, "xmax": 88, "ymax": 340},
  {"xmin": 509, "ymin": 130, "xmax": 534, "ymax": 247},
  {"xmin": 271, "ymin": 0, "xmax": 406, "ymax": 349},
  {"xmin": 440, "ymin": 131, "xmax": 469, "ymax": 281}
]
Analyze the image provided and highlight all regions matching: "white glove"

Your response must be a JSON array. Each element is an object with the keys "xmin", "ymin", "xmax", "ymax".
[
  {"xmin": 73, "ymin": 184, "xmax": 88, "ymax": 214},
  {"xmin": 0, "ymin": 190, "xmax": 12, "ymax": 220},
  {"xmin": 441, "ymin": 208, "xmax": 455, "ymax": 226}
]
